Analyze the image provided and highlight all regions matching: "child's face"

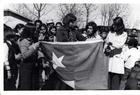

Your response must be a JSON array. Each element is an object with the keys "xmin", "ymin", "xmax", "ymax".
[
  {"xmin": 18, "ymin": 27, "xmax": 24, "ymax": 35},
  {"xmin": 51, "ymin": 28, "xmax": 56, "ymax": 35},
  {"xmin": 40, "ymin": 26, "xmax": 46, "ymax": 33},
  {"xmin": 36, "ymin": 22, "xmax": 41, "ymax": 28},
  {"xmin": 128, "ymin": 46, "xmax": 133, "ymax": 49},
  {"xmin": 132, "ymin": 30, "xmax": 137, "ymax": 34},
  {"xmin": 56, "ymin": 24, "xmax": 61, "ymax": 29},
  {"xmin": 101, "ymin": 32, "xmax": 107, "ymax": 39}
]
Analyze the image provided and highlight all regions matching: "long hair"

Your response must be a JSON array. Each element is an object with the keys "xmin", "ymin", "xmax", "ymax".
[
  {"xmin": 40, "ymin": 24, "xmax": 48, "ymax": 32},
  {"xmin": 21, "ymin": 22, "xmax": 35, "ymax": 40},
  {"xmin": 111, "ymin": 17, "xmax": 125, "ymax": 35},
  {"xmin": 14, "ymin": 23, "xmax": 24, "ymax": 33},
  {"xmin": 86, "ymin": 21, "xmax": 98, "ymax": 37},
  {"xmin": 62, "ymin": 13, "xmax": 77, "ymax": 26},
  {"xmin": 49, "ymin": 26, "xmax": 57, "ymax": 36}
]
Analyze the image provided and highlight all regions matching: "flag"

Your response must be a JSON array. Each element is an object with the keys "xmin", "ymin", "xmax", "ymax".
[{"xmin": 40, "ymin": 40, "xmax": 108, "ymax": 90}]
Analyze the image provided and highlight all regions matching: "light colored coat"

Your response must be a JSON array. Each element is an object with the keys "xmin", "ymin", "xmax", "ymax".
[{"xmin": 105, "ymin": 31, "xmax": 127, "ymax": 74}]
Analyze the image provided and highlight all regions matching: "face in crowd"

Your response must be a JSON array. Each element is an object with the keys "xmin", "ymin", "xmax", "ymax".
[
  {"xmin": 18, "ymin": 27, "xmax": 24, "ymax": 35},
  {"xmin": 56, "ymin": 22, "xmax": 62, "ymax": 30},
  {"xmin": 50, "ymin": 26, "xmax": 56, "ymax": 35},
  {"xmin": 131, "ymin": 29, "xmax": 137, "ymax": 35},
  {"xmin": 34, "ymin": 20, "xmax": 42, "ymax": 29},
  {"xmin": 40, "ymin": 26, "xmax": 47, "ymax": 34},
  {"xmin": 111, "ymin": 17, "xmax": 125, "ymax": 34},
  {"xmin": 69, "ymin": 21, "xmax": 76, "ymax": 28},
  {"xmin": 86, "ymin": 21, "xmax": 97, "ymax": 37},
  {"xmin": 62, "ymin": 13, "xmax": 77, "ymax": 28},
  {"xmin": 87, "ymin": 26, "xmax": 93, "ymax": 36},
  {"xmin": 14, "ymin": 24, "xmax": 24, "ymax": 36},
  {"xmin": 36, "ymin": 22, "xmax": 41, "ymax": 29}
]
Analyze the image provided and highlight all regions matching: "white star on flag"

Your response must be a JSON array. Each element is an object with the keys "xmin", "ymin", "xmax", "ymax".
[
  {"xmin": 52, "ymin": 52, "xmax": 75, "ymax": 88},
  {"xmin": 52, "ymin": 52, "xmax": 66, "ymax": 69}
]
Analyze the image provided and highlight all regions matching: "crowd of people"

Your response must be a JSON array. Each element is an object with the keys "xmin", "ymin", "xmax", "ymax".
[{"xmin": 4, "ymin": 13, "xmax": 140, "ymax": 90}]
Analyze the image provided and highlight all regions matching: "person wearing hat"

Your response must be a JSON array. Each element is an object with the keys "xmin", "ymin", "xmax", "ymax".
[
  {"xmin": 55, "ymin": 22, "xmax": 62, "ymax": 31},
  {"xmin": 4, "ymin": 27, "xmax": 21, "ymax": 90}
]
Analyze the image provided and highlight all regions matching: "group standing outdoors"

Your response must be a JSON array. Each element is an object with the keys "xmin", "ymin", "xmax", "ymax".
[{"xmin": 4, "ymin": 13, "xmax": 140, "ymax": 90}]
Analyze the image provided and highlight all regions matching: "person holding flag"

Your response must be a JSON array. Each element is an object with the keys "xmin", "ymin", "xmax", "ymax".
[
  {"xmin": 41, "ymin": 13, "xmax": 108, "ymax": 90},
  {"xmin": 56, "ymin": 13, "xmax": 86, "ymax": 42},
  {"xmin": 104, "ymin": 17, "xmax": 128, "ymax": 90}
]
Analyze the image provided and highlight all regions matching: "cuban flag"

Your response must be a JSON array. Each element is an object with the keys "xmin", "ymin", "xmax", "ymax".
[{"xmin": 40, "ymin": 40, "xmax": 108, "ymax": 90}]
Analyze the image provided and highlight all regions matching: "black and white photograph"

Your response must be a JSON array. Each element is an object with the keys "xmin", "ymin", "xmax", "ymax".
[{"xmin": 2, "ymin": 1, "xmax": 140, "ymax": 95}]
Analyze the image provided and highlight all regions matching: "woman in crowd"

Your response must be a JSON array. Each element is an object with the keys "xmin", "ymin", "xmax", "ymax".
[
  {"xmin": 38, "ymin": 23, "xmax": 49, "ymax": 41},
  {"xmin": 18, "ymin": 23, "xmax": 40, "ymax": 90},
  {"xmin": 104, "ymin": 17, "xmax": 128, "ymax": 90},
  {"xmin": 37, "ymin": 23, "xmax": 54, "ymax": 89},
  {"xmin": 34, "ymin": 20, "xmax": 42, "ymax": 42},
  {"xmin": 13, "ymin": 24, "xmax": 25, "ymax": 45},
  {"xmin": 14, "ymin": 24, "xmax": 24, "ymax": 36},
  {"xmin": 48, "ymin": 26, "xmax": 57, "ymax": 42},
  {"xmin": 46, "ymin": 22, "xmax": 54, "ymax": 33},
  {"xmin": 85, "ymin": 21, "xmax": 102, "ymax": 41},
  {"xmin": 13, "ymin": 23, "xmax": 24, "ymax": 55},
  {"xmin": 55, "ymin": 22, "xmax": 62, "ymax": 31}
]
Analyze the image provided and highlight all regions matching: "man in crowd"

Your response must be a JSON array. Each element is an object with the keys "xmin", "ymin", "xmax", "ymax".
[
  {"xmin": 56, "ymin": 13, "xmax": 86, "ymax": 42},
  {"xmin": 4, "ymin": 27, "xmax": 21, "ymax": 90}
]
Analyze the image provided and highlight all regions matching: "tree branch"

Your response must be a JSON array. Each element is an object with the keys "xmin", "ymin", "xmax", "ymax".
[{"xmin": 23, "ymin": 4, "xmax": 38, "ymax": 17}]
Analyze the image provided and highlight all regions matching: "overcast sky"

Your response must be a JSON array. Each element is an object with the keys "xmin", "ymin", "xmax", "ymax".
[
  {"xmin": 130, "ymin": 4, "xmax": 140, "ymax": 28},
  {"xmin": 4, "ymin": 3, "xmax": 140, "ymax": 29}
]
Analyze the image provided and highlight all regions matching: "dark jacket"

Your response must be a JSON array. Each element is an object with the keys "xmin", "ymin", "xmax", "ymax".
[
  {"xmin": 5, "ymin": 41, "xmax": 18, "ymax": 75},
  {"xmin": 18, "ymin": 38, "xmax": 38, "ymax": 90},
  {"xmin": 4, "ymin": 41, "xmax": 18, "ymax": 90},
  {"xmin": 125, "ymin": 61, "xmax": 140, "ymax": 90},
  {"xmin": 56, "ymin": 26, "xmax": 86, "ymax": 42}
]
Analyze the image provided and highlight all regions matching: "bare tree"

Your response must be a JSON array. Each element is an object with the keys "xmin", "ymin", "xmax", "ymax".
[
  {"xmin": 12, "ymin": 4, "xmax": 35, "ymax": 20},
  {"xmin": 58, "ymin": 4, "xmax": 84, "ymax": 26},
  {"xmin": 133, "ymin": 20, "xmax": 140, "ymax": 29},
  {"xmin": 11, "ymin": 3, "xmax": 54, "ymax": 20},
  {"xmin": 100, "ymin": 4, "xmax": 130, "ymax": 27},
  {"xmin": 83, "ymin": 4, "xmax": 97, "ymax": 24},
  {"xmin": 100, "ymin": 5, "xmax": 109, "ymax": 26},
  {"xmin": 23, "ymin": 3, "xmax": 51, "ymax": 20},
  {"xmin": 33, "ymin": 4, "xmax": 47, "ymax": 20},
  {"xmin": 58, "ymin": 4, "xmax": 76, "ymax": 20}
]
